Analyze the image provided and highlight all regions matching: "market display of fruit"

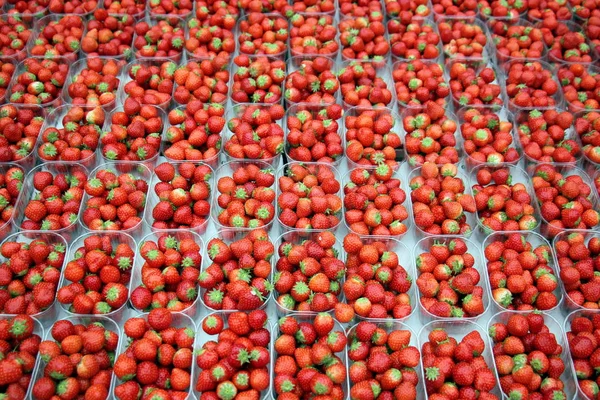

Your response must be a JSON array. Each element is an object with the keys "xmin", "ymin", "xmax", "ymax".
[{"xmin": 6, "ymin": 2, "xmax": 600, "ymax": 399}]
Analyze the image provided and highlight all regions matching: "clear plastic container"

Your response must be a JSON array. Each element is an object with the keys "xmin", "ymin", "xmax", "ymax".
[
  {"xmin": 513, "ymin": 108, "xmax": 582, "ymax": 172},
  {"xmin": 407, "ymin": 165, "xmax": 477, "ymax": 238},
  {"xmin": 431, "ymin": 0, "xmax": 479, "ymax": 22},
  {"xmin": 341, "ymin": 166, "xmax": 413, "ymax": 238},
  {"xmin": 339, "ymin": 16, "xmax": 391, "ymax": 65},
  {"xmin": 146, "ymin": 0, "xmax": 193, "ymax": 20},
  {"xmin": 351, "ymin": 238, "xmax": 418, "ymax": 322},
  {"xmin": 62, "ymin": 57, "xmax": 126, "ymax": 111},
  {"xmin": 79, "ymin": 161, "xmax": 151, "ymax": 237},
  {"xmin": 1, "ymin": 314, "xmax": 44, "ymax": 400},
  {"xmin": 112, "ymin": 311, "xmax": 195, "ymax": 399},
  {"xmin": 482, "ymin": 231, "xmax": 563, "ymax": 313},
  {"xmin": 283, "ymin": 55, "xmax": 337, "ymax": 108},
  {"xmin": 284, "ymin": 104, "xmax": 344, "ymax": 166},
  {"xmin": 236, "ymin": 13, "xmax": 288, "ymax": 59},
  {"xmin": 35, "ymin": 104, "xmax": 106, "ymax": 169},
  {"xmin": 417, "ymin": 320, "xmax": 503, "ymax": 399},
  {"xmin": 212, "ymin": 160, "xmax": 276, "ymax": 237},
  {"xmin": 102, "ymin": 0, "xmax": 147, "ymax": 20},
  {"xmin": 272, "ymin": 313, "xmax": 349, "ymax": 397},
  {"xmin": 6, "ymin": 59, "xmax": 69, "ymax": 110},
  {"xmin": 564, "ymin": 309, "xmax": 600, "ymax": 400},
  {"xmin": 392, "ymin": 59, "xmax": 451, "ymax": 113},
  {"xmin": 400, "ymin": 107, "xmax": 464, "ymax": 168},
  {"xmin": 198, "ymin": 230, "xmax": 273, "ymax": 313},
  {"xmin": 194, "ymin": 311, "xmax": 274, "ymax": 400},
  {"xmin": 437, "ymin": 18, "xmax": 494, "ymax": 62},
  {"xmin": 160, "ymin": 105, "xmax": 222, "ymax": 168},
  {"xmin": 544, "ymin": 21, "xmax": 597, "ymax": 65},
  {"xmin": 469, "ymin": 163, "xmax": 542, "ymax": 234},
  {"xmin": 486, "ymin": 18, "xmax": 547, "ymax": 65},
  {"xmin": 101, "ymin": 104, "xmax": 165, "ymax": 169},
  {"xmin": 275, "ymin": 161, "xmax": 343, "ymax": 234},
  {"xmin": 559, "ymin": 64, "xmax": 600, "ymax": 113},
  {"xmin": 413, "ymin": 236, "xmax": 491, "ymax": 324},
  {"xmin": 30, "ymin": 14, "xmax": 86, "ymax": 62},
  {"xmin": 389, "ymin": 19, "xmax": 443, "ymax": 64},
  {"xmin": 532, "ymin": 164, "xmax": 599, "ymax": 238},
  {"xmin": 272, "ymin": 231, "xmax": 344, "ymax": 316},
  {"xmin": 339, "ymin": 60, "xmax": 396, "ymax": 110},
  {"xmin": 553, "ymin": 230, "xmax": 600, "ymax": 313},
  {"xmin": 487, "ymin": 310, "xmax": 578, "ymax": 399},
  {"xmin": 3, "ymin": 2, "xmax": 48, "ymax": 21},
  {"xmin": 0, "ymin": 163, "xmax": 24, "ymax": 243},
  {"xmin": 342, "ymin": 106, "xmax": 404, "ymax": 171},
  {"xmin": 347, "ymin": 320, "xmax": 424, "ymax": 396},
  {"xmin": 0, "ymin": 15, "xmax": 35, "ymax": 63},
  {"xmin": 288, "ymin": 14, "xmax": 340, "ymax": 59},
  {"xmin": 12, "ymin": 162, "xmax": 87, "ymax": 242},
  {"xmin": 56, "ymin": 231, "xmax": 136, "ymax": 321},
  {"xmin": 229, "ymin": 55, "xmax": 284, "ymax": 106},
  {"xmin": 119, "ymin": 58, "xmax": 175, "ymax": 111},
  {"xmin": 143, "ymin": 161, "xmax": 214, "ymax": 236},
  {"xmin": 223, "ymin": 103, "xmax": 284, "ymax": 167},
  {"xmin": 456, "ymin": 106, "xmax": 522, "ymax": 169},
  {"xmin": 130, "ymin": 230, "xmax": 203, "ymax": 317},
  {"xmin": 132, "ymin": 15, "xmax": 186, "ymax": 62},
  {"xmin": 0, "ymin": 231, "xmax": 68, "ymax": 321},
  {"xmin": 27, "ymin": 316, "xmax": 121, "ymax": 399},
  {"xmin": 500, "ymin": 59, "xmax": 564, "ymax": 112},
  {"xmin": 447, "ymin": 58, "xmax": 505, "ymax": 110}
]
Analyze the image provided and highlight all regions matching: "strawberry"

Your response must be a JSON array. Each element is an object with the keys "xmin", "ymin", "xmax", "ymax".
[
  {"xmin": 197, "ymin": 310, "xmax": 270, "ymax": 397},
  {"xmin": 32, "ymin": 319, "xmax": 118, "ymax": 399},
  {"xmin": 491, "ymin": 312, "xmax": 568, "ymax": 400},
  {"xmin": 344, "ymin": 107, "xmax": 402, "ymax": 169},
  {"xmin": 133, "ymin": 18, "xmax": 186, "ymax": 61},
  {"xmin": 277, "ymin": 163, "xmax": 342, "ymax": 230},
  {"xmin": 344, "ymin": 167, "xmax": 409, "ymax": 236},
  {"xmin": 472, "ymin": 165, "xmax": 539, "ymax": 232},
  {"xmin": 149, "ymin": 162, "xmax": 212, "ymax": 232},
  {"xmin": 232, "ymin": 55, "xmax": 285, "ymax": 105},
  {"xmin": 215, "ymin": 163, "xmax": 275, "ymax": 229},
  {"xmin": 339, "ymin": 18, "xmax": 389, "ymax": 61},
  {"xmin": 81, "ymin": 165, "xmax": 148, "ymax": 231},
  {"xmin": 389, "ymin": 19, "xmax": 440, "ymax": 61},
  {"xmin": 439, "ymin": 20, "xmax": 488, "ymax": 59},
  {"xmin": 339, "ymin": 61, "xmax": 394, "ymax": 108},
  {"xmin": 10, "ymin": 58, "xmax": 69, "ymax": 107},
  {"xmin": 115, "ymin": 309, "xmax": 193, "ymax": 398},
  {"xmin": 17, "ymin": 166, "xmax": 87, "ymax": 231},
  {"xmin": 29, "ymin": 15, "xmax": 83, "ymax": 60},
  {"xmin": 393, "ymin": 60, "xmax": 450, "ymax": 110},
  {"xmin": 202, "ymin": 230, "xmax": 272, "ymax": 311},
  {"xmin": 409, "ymin": 162, "xmax": 475, "ymax": 235},
  {"xmin": 422, "ymin": 326, "xmax": 497, "ymax": 398},
  {"xmin": 289, "ymin": 15, "xmax": 339, "ymax": 57},
  {"xmin": 504, "ymin": 61, "xmax": 559, "ymax": 111},
  {"xmin": 488, "ymin": 21, "xmax": 545, "ymax": 63},
  {"xmin": 238, "ymin": 13, "xmax": 288, "ymax": 56},
  {"xmin": 416, "ymin": 238, "xmax": 485, "ymax": 318},
  {"xmin": 276, "ymin": 232, "xmax": 343, "ymax": 312},
  {"xmin": 403, "ymin": 101, "xmax": 460, "ymax": 166},
  {"xmin": 57, "ymin": 233, "xmax": 134, "ymax": 315},
  {"xmin": 173, "ymin": 59, "xmax": 230, "ymax": 106}
]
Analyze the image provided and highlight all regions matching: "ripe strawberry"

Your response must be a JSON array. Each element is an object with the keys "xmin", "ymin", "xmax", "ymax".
[
  {"xmin": 276, "ymin": 232, "xmax": 343, "ymax": 312},
  {"xmin": 115, "ymin": 310, "xmax": 194, "ymax": 398},
  {"xmin": 57, "ymin": 233, "xmax": 134, "ymax": 315},
  {"xmin": 344, "ymin": 167, "xmax": 409, "ymax": 236},
  {"xmin": 422, "ymin": 326, "xmax": 497, "ymax": 398},
  {"xmin": 416, "ymin": 238, "xmax": 485, "ymax": 318},
  {"xmin": 32, "ymin": 319, "xmax": 119, "ymax": 399},
  {"xmin": 491, "ymin": 312, "xmax": 568, "ymax": 400},
  {"xmin": 215, "ymin": 163, "xmax": 275, "ymax": 229},
  {"xmin": 238, "ymin": 13, "xmax": 288, "ymax": 56}
]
